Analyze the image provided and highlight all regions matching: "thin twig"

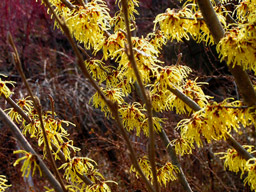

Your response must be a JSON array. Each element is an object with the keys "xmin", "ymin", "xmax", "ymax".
[
  {"xmin": 159, "ymin": 130, "xmax": 193, "ymax": 192},
  {"xmin": 59, "ymin": 0, "xmax": 76, "ymax": 10},
  {"xmin": 3, "ymin": 95, "xmax": 94, "ymax": 185},
  {"xmin": 197, "ymin": 0, "xmax": 256, "ymax": 107},
  {"xmin": 8, "ymin": 32, "xmax": 68, "ymax": 192},
  {"xmin": 48, "ymin": 95, "xmax": 55, "ymax": 119},
  {"xmin": 0, "ymin": 107, "xmax": 64, "ymax": 192},
  {"xmin": 120, "ymin": 0, "xmax": 159, "ymax": 191},
  {"xmin": 179, "ymin": 16, "xmax": 204, "ymax": 20},
  {"xmin": 42, "ymin": 0, "xmax": 156, "ymax": 191},
  {"xmin": 168, "ymin": 85, "xmax": 254, "ymax": 160}
]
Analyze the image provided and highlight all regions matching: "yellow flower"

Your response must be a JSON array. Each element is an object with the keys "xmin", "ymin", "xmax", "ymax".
[
  {"xmin": 130, "ymin": 156, "xmax": 179, "ymax": 186},
  {"xmin": 23, "ymin": 119, "xmax": 40, "ymax": 138},
  {"xmin": 102, "ymin": 31, "xmax": 126, "ymax": 60},
  {"xmin": 112, "ymin": 0, "xmax": 139, "ymax": 32},
  {"xmin": 5, "ymin": 107, "xmax": 23, "ymax": 123},
  {"xmin": 216, "ymin": 26, "xmax": 256, "ymax": 73},
  {"xmin": 118, "ymin": 102, "xmax": 146, "ymax": 135},
  {"xmin": 147, "ymin": 30, "xmax": 167, "ymax": 53},
  {"xmin": 216, "ymin": 146, "xmax": 255, "ymax": 176},
  {"xmin": 17, "ymin": 97, "xmax": 34, "ymax": 112},
  {"xmin": 170, "ymin": 137, "xmax": 194, "ymax": 156},
  {"xmin": 85, "ymin": 180, "xmax": 117, "ymax": 192},
  {"xmin": 52, "ymin": 0, "xmax": 111, "ymax": 51},
  {"xmin": 157, "ymin": 162, "xmax": 179, "ymax": 186},
  {"xmin": 59, "ymin": 157, "xmax": 96, "ymax": 183},
  {"xmin": 54, "ymin": 140, "xmax": 81, "ymax": 161},
  {"xmin": 130, "ymin": 156, "xmax": 152, "ymax": 179},
  {"xmin": 90, "ymin": 88, "xmax": 124, "ymax": 117},
  {"xmin": 13, "ymin": 150, "xmax": 42, "ymax": 178},
  {"xmin": 5, "ymin": 97, "xmax": 34, "ymax": 124},
  {"xmin": 117, "ymin": 37, "xmax": 160, "ymax": 84},
  {"xmin": 168, "ymin": 79, "xmax": 209, "ymax": 114},
  {"xmin": 85, "ymin": 59, "xmax": 113, "ymax": 84},
  {"xmin": 141, "ymin": 117, "xmax": 163, "ymax": 137},
  {"xmin": 153, "ymin": 65, "xmax": 192, "ymax": 90},
  {"xmin": 0, "ymin": 175, "xmax": 11, "ymax": 192},
  {"xmin": 244, "ymin": 158, "xmax": 256, "ymax": 191},
  {"xmin": 150, "ymin": 86, "xmax": 171, "ymax": 112},
  {"xmin": 0, "ymin": 74, "xmax": 15, "ymax": 98},
  {"xmin": 154, "ymin": 7, "xmax": 191, "ymax": 42}
]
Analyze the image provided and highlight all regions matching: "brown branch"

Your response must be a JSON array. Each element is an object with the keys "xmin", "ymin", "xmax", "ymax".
[
  {"xmin": 8, "ymin": 32, "xmax": 68, "ymax": 192},
  {"xmin": 168, "ymin": 85, "xmax": 254, "ymax": 160},
  {"xmin": 59, "ymin": 0, "xmax": 76, "ymax": 10},
  {"xmin": 0, "ymin": 107, "xmax": 64, "ymax": 192},
  {"xmin": 120, "ymin": 0, "xmax": 159, "ymax": 191},
  {"xmin": 4, "ymin": 95, "xmax": 93, "ymax": 185},
  {"xmin": 197, "ymin": 0, "xmax": 256, "ymax": 107},
  {"xmin": 42, "ymin": 0, "xmax": 156, "ymax": 191},
  {"xmin": 159, "ymin": 130, "xmax": 193, "ymax": 192}
]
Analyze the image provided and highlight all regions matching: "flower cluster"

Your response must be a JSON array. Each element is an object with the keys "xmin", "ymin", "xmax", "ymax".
[
  {"xmin": 102, "ymin": 31, "xmax": 126, "ymax": 60},
  {"xmin": 0, "ymin": 175, "xmax": 11, "ymax": 192},
  {"xmin": 169, "ymin": 79, "xmax": 209, "ymax": 114},
  {"xmin": 4, "ymin": 93, "xmax": 115, "ymax": 191},
  {"xmin": 154, "ymin": 5, "xmax": 226, "ymax": 45},
  {"xmin": 173, "ymin": 99, "xmax": 252, "ymax": 156},
  {"xmin": 13, "ymin": 150, "xmax": 42, "ymax": 177},
  {"xmin": 130, "ymin": 156, "xmax": 179, "ymax": 186},
  {"xmin": 117, "ymin": 36, "xmax": 161, "ymax": 85},
  {"xmin": 49, "ymin": 0, "xmax": 111, "ymax": 51},
  {"xmin": 0, "ymin": 74, "xmax": 15, "ymax": 98},
  {"xmin": 217, "ymin": 146, "xmax": 256, "ymax": 191},
  {"xmin": 111, "ymin": 0, "xmax": 139, "ymax": 32},
  {"xmin": 217, "ymin": 25, "xmax": 256, "ymax": 73},
  {"xmin": 85, "ymin": 59, "xmax": 113, "ymax": 84},
  {"xmin": 90, "ymin": 88, "xmax": 124, "ymax": 116},
  {"xmin": 217, "ymin": 0, "xmax": 256, "ymax": 73},
  {"xmin": 119, "ymin": 102, "xmax": 163, "ymax": 136}
]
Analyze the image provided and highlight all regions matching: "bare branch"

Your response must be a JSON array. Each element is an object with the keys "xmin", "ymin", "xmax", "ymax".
[
  {"xmin": 0, "ymin": 108, "xmax": 64, "ymax": 192},
  {"xmin": 120, "ymin": 0, "xmax": 159, "ymax": 191}
]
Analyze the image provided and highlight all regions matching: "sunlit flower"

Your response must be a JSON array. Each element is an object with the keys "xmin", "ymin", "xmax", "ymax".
[
  {"xmin": 59, "ymin": 157, "xmax": 96, "ymax": 183},
  {"xmin": 0, "ymin": 175, "xmax": 11, "ymax": 192},
  {"xmin": 157, "ymin": 162, "xmax": 179, "ymax": 186},
  {"xmin": 118, "ymin": 102, "xmax": 146, "ymax": 134},
  {"xmin": 112, "ymin": 0, "xmax": 139, "ymax": 32},
  {"xmin": 90, "ymin": 88, "xmax": 125, "ymax": 117},
  {"xmin": 170, "ymin": 137, "xmax": 194, "ymax": 156},
  {"xmin": 85, "ymin": 59, "xmax": 113, "ymax": 84},
  {"xmin": 102, "ymin": 31, "xmax": 126, "ymax": 60},
  {"xmin": 54, "ymin": 0, "xmax": 111, "ymax": 51},
  {"xmin": 141, "ymin": 117, "xmax": 163, "ymax": 137},
  {"xmin": 216, "ymin": 146, "xmax": 255, "ymax": 176},
  {"xmin": 130, "ymin": 156, "xmax": 179, "ymax": 186},
  {"xmin": 85, "ymin": 180, "xmax": 117, "ymax": 192},
  {"xmin": 216, "ymin": 25, "xmax": 256, "ymax": 74},
  {"xmin": 130, "ymin": 156, "xmax": 152, "ymax": 179},
  {"xmin": 147, "ymin": 30, "xmax": 167, "ymax": 53},
  {"xmin": 54, "ymin": 140, "xmax": 81, "ymax": 161},
  {"xmin": 168, "ymin": 79, "xmax": 209, "ymax": 114},
  {"xmin": 244, "ymin": 158, "xmax": 256, "ymax": 191},
  {"xmin": 153, "ymin": 65, "xmax": 192, "ymax": 90},
  {"xmin": 154, "ymin": 7, "xmax": 191, "ymax": 42},
  {"xmin": 13, "ymin": 150, "xmax": 42, "ymax": 178},
  {"xmin": 0, "ymin": 74, "xmax": 15, "ymax": 98}
]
